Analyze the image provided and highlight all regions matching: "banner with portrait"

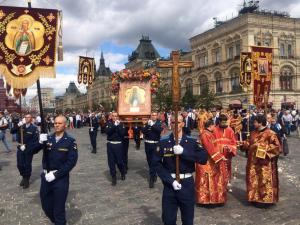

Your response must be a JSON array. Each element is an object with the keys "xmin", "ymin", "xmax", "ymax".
[
  {"xmin": 78, "ymin": 56, "xmax": 95, "ymax": 85},
  {"xmin": 240, "ymin": 52, "xmax": 252, "ymax": 87},
  {"xmin": 0, "ymin": 6, "xmax": 61, "ymax": 89},
  {"xmin": 251, "ymin": 46, "xmax": 272, "ymax": 108}
]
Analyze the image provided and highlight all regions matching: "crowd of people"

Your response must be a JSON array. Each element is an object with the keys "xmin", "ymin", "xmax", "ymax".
[{"xmin": 0, "ymin": 107, "xmax": 299, "ymax": 225}]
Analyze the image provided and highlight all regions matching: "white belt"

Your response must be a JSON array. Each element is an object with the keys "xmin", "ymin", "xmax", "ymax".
[
  {"xmin": 43, "ymin": 170, "xmax": 57, "ymax": 174},
  {"xmin": 108, "ymin": 141, "xmax": 122, "ymax": 144},
  {"xmin": 171, "ymin": 173, "xmax": 192, "ymax": 179},
  {"xmin": 145, "ymin": 140, "xmax": 158, "ymax": 144}
]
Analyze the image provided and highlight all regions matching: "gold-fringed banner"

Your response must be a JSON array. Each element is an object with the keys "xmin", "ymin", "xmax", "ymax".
[
  {"xmin": 251, "ymin": 46, "xmax": 272, "ymax": 108},
  {"xmin": 0, "ymin": 6, "xmax": 59, "ymax": 89},
  {"xmin": 78, "ymin": 56, "xmax": 95, "ymax": 85},
  {"xmin": 240, "ymin": 52, "xmax": 252, "ymax": 87}
]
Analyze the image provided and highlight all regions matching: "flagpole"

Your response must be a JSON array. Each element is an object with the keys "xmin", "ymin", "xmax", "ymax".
[{"xmin": 27, "ymin": 0, "xmax": 46, "ymax": 133}]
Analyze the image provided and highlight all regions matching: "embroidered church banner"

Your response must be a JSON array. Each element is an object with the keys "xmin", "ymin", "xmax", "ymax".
[
  {"xmin": 251, "ymin": 46, "xmax": 272, "ymax": 108},
  {"xmin": 78, "ymin": 56, "xmax": 95, "ymax": 85},
  {"xmin": 240, "ymin": 52, "xmax": 252, "ymax": 87},
  {"xmin": 0, "ymin": 6, "xmax": 59, "ymax": 89}
]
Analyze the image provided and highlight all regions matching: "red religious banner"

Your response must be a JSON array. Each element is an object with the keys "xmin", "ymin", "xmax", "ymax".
[
  {"xmin": 251, "ymin": 46, "xmax": 272, "ymax": 108},
  {"xmin": 78, "ymin": 56, "xmax": 95, "ymax": 85},
  {"xmin": 0, "ymin": 6, "xmax": 61, "ymax": 89},
  {"xmin": 240, "ymin": 52, "xmax": 252, "ymax": 87}
]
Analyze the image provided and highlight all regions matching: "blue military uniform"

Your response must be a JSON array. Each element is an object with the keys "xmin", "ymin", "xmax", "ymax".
[
  {"xmin": 89, "ymin": 116, "xmax": 99, "ymax": 153},
  {"xmin": 16, "ymin": 123, "xmax": 39, "ymax": 188},
  {"xmin": 105, "ymin": 121, "xmax": 126, "ymax": 183},
  {"xmin": 141, "ymin": 120, "xmax": 163, "ymax": 186},
  {"xmin": 123, "ymin": 127, "xmax": 130, "ymax": 172},
  {"xmin": 153, "ymin": 133, "xmax": 208, "ymax": 225},
  {"xmin": 133, "ymin": 123, "xmax": 141, "ymax": 149},
  {"xmin": 35, "ymin": 132, "xmax": 78, "ymax": 225}
]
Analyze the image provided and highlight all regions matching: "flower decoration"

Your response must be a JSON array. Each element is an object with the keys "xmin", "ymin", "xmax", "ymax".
[{"xmin": 111, "ymin": 69, "xmax": 160, "ymax": 94}]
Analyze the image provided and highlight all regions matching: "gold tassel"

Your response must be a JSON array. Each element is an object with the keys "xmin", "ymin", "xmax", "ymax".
[{"xmin": 58, "ymin": 10, "xmax": 63, "ymax": 61}]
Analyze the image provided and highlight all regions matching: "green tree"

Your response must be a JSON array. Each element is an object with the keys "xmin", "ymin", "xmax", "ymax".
[
  {"xmin": 153, "ymin": 86, "xmax": 172, "ymax": 111},
  {"xmin": 196, "ymin": 86, "xmax": 220, "ymax": 109},
  {"xmin": 181, "ymin": 89, "xmax": 197, "ymax": 110}
]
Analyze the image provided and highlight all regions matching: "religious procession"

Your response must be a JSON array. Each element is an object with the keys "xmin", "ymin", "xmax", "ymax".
[{"xmin": 0, "ymin": 0, "xmax": 300, "ymax": 225}]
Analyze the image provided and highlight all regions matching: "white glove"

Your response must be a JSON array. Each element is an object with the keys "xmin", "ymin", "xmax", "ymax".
[
  {"xmin": 148, "ymin": 120, "xmax": 154, "ymax": 126},
  {"xmin": 45, "ymin": 171, "xmax": 57, "ymax": 182},
  {"xmin": 172, "ymin": 180, "xmax": 182, "ymax": 191},
  {"xmin": 173, "ymin": 145, "xmax": 184, "ymax": 155},
  {"xmin": 90, "ymin": 128, "xmax": 94, "ymax": 132},
  {"xmin": 18, "ymin": 121, "xmax": 24, "ymax": 127},
  {"xmin": 114, "ymin": 120, "xmax": 120, "ymax": 126},
  {"xmin": 39, "ymin": 133, "xmax": 48, "ymax": 143},
  {"xmin": 20, "ymin": 144, "xmax": 26, "ymax": 151}
]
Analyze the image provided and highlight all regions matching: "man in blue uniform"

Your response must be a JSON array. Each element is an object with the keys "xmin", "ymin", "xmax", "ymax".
[
  {"xmin": 88, "ymin": 112, "xmax": 99, "ymax": 154},
  {"xmin": 37, "ymin": 115, "xmax": 78, "ymax": 225},
  {"xmin": 16, "ymin": 114, "xmax": 39, "ymax": 189},
  {"xmin": 141, "ymin": 111, "xmax": 163, "ymax": 188},
  {"xmin": 105, "ymin": 112, "xmax": 126, "ymax": 186},
  {"xmin": 153, "ymin": 114, "xmax": 208, "ymax": 225}
]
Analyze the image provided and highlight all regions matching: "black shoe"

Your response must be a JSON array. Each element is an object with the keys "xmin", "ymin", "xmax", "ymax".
[
  {"xmin": 91, "ymin": 149, "xmax": 97, "ymax": 154},
  {"xmin": 149, "ymin": 177, "xmax": 154, "ymax": 188},
  {"xmin": 121, "ymin": 174, "xmax": 126, "ymax": 181},
  {"xmin": 23, "ymin": 178, "xmax": 29, "ymax": 189},
  {"xmin": 19, "ymin": 178, "xmax": 25, "ymax": 187},
  {"xmin": 111, "ymin": 176, "xmax": 117, "ymax": 186}
]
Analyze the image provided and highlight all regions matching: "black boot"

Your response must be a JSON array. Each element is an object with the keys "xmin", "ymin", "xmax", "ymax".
[
  {"xmin": 121, "ymin": 173, "xmax": 126, "ymax": 181},
  {"xmin": 111, "ymin": 176, "xmax": 117, "ymax": 186},
  {"xmin": 19, "ymin": 177, "xmax": 25, "ymax": 187},
  {"xmin": 149, "ymin": 176, "xmax": 155, "ymax": 188},
  {"xmin": 91, "ymin": 148, "xmax": 97, "ymax": 154},
  {"xmin": 23, "ymin": 177, "xmax": 30, "ymax": 189}
]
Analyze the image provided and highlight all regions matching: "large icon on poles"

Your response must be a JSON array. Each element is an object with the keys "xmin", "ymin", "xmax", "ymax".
[
  {"xmin": 111, "ymin": 69, "xmax": 160, "ymax": 117},
  {"xmin": 118, "ymin": 81, "xmax": 151, "ymax": 116},
  {"xmin": 0, "ymin": 6, "xmax": 62, "ymax": 89}
]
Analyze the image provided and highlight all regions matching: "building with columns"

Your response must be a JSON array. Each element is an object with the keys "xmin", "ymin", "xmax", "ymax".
[{"xmin": 188, "ymin": 6, "xmax": 300, "ymax": 109}]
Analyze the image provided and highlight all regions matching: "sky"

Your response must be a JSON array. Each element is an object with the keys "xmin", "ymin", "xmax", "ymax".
[{"xmin": 1, "ymin": 0, "xmax": 300, "ymax": 99}]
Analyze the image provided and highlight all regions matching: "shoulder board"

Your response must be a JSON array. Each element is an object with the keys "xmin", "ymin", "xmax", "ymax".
[
  {"xmin": 160, "ymin": 135, "xmax": 170, "ymax": 141},
  {"xmin": 186, "ymin": 135, "xmax": 196, "ymax": 141},
  {"xmin": 65, "ymin": 133, "xmax": 75, "ymax": 140}
]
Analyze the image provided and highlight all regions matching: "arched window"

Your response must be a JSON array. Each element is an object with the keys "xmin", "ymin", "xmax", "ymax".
[
  {"xmin": 185, "ymin": 78, "xmax": 193, "ymax": 94},
  {"xmin": 215, "ymin": 72, "xmax": 222, "ymax": 93},
  {"xmin": 280, "ymin": 66, "xmax": 293, "ymax": 90},
  {"xmin": 280, "ymin": 43, "xmax": 285, "ymax": 56},
  {"xmin": 199, "ymin": 75, "xmax": 208, "ymax": 95},
  {"xmin": 230, "ymin": 68, "xmax": 240, "ymax": 91}
]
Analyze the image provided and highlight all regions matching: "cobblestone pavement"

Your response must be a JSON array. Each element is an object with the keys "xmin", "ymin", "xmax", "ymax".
[{"xmin": 0, "ymin": 127, "xmax": 300, "ymax": 225}]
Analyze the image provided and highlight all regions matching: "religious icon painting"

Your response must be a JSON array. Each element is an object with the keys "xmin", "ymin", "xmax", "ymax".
[{"xmin": 0, "ymin": 6, "xmax": 61, "ymax": 89}]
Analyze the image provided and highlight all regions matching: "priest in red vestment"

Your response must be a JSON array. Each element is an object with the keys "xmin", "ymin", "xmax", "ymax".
[
  {"xmin": 241, "ymin": 114, "xmax": 281, "ymax": 205},
  {"xmin": 195, "ymin": 120, "xmax": 227, "ymax": 205},
  {"xmin": 213, "ymin": 114, "xmax": 237, "ymax": 192}
]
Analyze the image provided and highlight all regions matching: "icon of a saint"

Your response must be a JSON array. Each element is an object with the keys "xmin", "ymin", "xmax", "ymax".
[{"xmin": 14, "ymin": 19, "xmax": 35, "ymax": 56}]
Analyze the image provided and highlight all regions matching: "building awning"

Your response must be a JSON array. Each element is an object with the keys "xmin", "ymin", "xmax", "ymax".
[{"xmin": 229, "ymin": 99, "xmax": 242, "ymax": 105}]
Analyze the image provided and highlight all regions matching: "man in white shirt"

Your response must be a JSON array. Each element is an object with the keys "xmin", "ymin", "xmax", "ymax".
[
  {"xmin": 75, "ymin": 113, "xmax": 81, "ymax": 128},
  {"xmin": 0, "ymin": 111, "xmax": 11, "ymax": 153}
]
